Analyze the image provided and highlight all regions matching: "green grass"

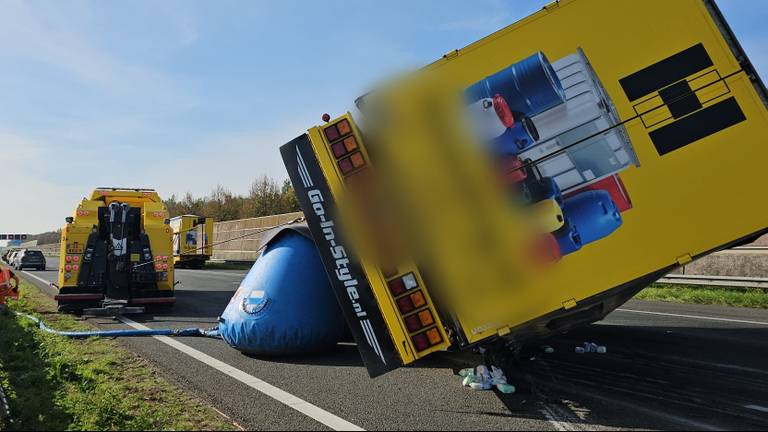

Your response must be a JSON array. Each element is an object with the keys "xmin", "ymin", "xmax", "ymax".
[
  {"xmin": 0, "ymin": 279, "xmax": 238, "ymax": 431},
  {"xmin": 636, "ymin": 283, "xmax": 768, "ymax": 309}
]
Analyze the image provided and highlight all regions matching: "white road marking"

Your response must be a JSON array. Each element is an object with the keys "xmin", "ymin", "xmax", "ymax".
[
  {"xmin": 176, "ymin": 269, "xmax": 248, "ymax": 280},
  {"xmin": 118, "ymin": 317, "xmax": 364, "ymax": 431},
  {"xmin": 540, "ymin": 405, "xmax": 577, "ymax": 431},
  {"xmin": 21, "ymin": 270, "xmax": 55, "ymax": 286},
  {"xmin": 543, "ymin": 381, "xmax": 721, "ymax": 431},
  {"xmin": 616, "ymin": 308, "xmax": 768, "ymax": 326},
  {"xmin": 745, "ymin": 404, "xmax": 768, "ymax": 413}
]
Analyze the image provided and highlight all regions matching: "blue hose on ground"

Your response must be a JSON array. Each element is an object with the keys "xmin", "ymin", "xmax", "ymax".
[{"xmin": 13, "ymin": 311, "xmax": 220, "ymax": 339}]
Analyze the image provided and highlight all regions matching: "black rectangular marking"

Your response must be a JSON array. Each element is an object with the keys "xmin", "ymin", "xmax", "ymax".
[
  {"xmin": 280, "ymin": 134, "xmax": 401, "ymax": 378},
  {"xmin": 620, "ymin": 44, "xmax": 714, "ymax": 101},
  {"xmin": 649, "ymin": 97, "xmax": 745, "ymax": 156},
  {"xmin": 659, "ymin": 80, "xmax": 703, "ymax": 119}
]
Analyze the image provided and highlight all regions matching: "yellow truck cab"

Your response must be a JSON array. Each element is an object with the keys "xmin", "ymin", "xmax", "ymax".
[
  {"xmin": 280, "ymin": 0, "xmax": 768, "ymax": 377},
  {"xmin": 56, "ymin": 188, "xmax": 175, "ymax": 312},
  {"xmin": 170, "ymin": 215, "xmax": 214, "ymax": 269}
]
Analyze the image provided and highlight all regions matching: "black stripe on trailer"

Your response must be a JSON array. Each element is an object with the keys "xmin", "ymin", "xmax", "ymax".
[{"xmin": 280, "ymin": 134, "xmax": 401, "ymax": 378}]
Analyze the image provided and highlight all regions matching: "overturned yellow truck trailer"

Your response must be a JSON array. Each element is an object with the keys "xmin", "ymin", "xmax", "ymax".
[{"xmin": 281, "ymin": 0, "xmax": 768, "ymax": 377}]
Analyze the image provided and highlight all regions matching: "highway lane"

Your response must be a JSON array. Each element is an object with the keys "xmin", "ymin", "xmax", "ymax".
[{"xmin": 17, "ymin": 265, "xmax": 768, "ymax": 430}]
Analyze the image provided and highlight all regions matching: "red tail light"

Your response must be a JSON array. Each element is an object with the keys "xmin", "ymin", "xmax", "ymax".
[
  {"xmin": 324, "ymin": 124, "xmax": 340, "ymax": 141},
  {"xmin": 411, "ymin": 327, "xmax": 443, "ymax": 352},
  {"xmin": 388, "ymin": 278, "xmax": 406, "ymax": 296},
  {"xmin": 338, "ymin": 158, "xmax": 354, "ymax": 175},
  {"xmin": 397, "ymin": 295, "xmax": 415, "ymax": 314}
]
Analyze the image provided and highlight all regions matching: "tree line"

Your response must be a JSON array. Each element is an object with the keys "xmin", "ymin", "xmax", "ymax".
[
  {"xmin": 164, "ymin": 176, "xmax": 300, "ymax": 221},
  {"xmin": 24, "ymin": 177, "xmax": 301, "ymax": 245}
]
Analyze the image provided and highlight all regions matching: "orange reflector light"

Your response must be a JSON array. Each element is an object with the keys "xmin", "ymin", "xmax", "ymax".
[
  {"xmin": 426, "ymin": 328, "xmax": 442, "ymax": 345},
  {"xmin": 410, "ymin": 291, "xmax": 426, "ymax": 308},
  {"xmin": 418, "ymin": 309, "xmax": 435, "ymax": 327},
  {"xmin": 343, "ymin": 136, "xmax": 358, "ymax": 152},
  {"xmin": 324, "ymin": 125, "xmax": 340, "ymax": 141},
  {"xmin": 350, "ymin": 152, "xmax": 365, "ymax": 168},
  {"xmin": 337, "ymin": 119, "xmax": 352, "ymax": 136}
]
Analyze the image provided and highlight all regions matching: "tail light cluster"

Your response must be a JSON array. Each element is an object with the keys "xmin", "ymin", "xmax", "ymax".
[
  {"xmin": 154, "ymin": 255, "xmax": 170, "ymax": 271},
  {"xmin": 386, "ymin": 272, "xmax": 444, "ymax": 352},
  {"xmin": 64, "ymin": 255, "xmax": 81, "ymax": 273},
  {"xmin": 323, "ymin": 119, "xmax": 367, "ymax": 176}
]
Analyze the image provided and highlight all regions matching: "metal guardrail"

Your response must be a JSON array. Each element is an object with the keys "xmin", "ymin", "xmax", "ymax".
[{"xmin": 656, "ymin": 274, "xmax": 768, "ymax": 291}]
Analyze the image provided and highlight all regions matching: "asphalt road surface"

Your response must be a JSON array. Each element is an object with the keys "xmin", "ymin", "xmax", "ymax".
[{"xmin": 18, "ymin": 264, "xmax": 768, "ymax": 431}]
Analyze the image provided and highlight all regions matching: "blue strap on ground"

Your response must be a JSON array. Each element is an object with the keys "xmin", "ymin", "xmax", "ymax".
[{"xmin": 13, "ymin": 311, "xmax": 220, "ymax": 339}]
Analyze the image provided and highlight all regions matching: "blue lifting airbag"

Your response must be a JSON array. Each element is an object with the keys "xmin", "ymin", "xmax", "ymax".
[{"xmin": 218, "ymin": 229, "xmax": 346, "ymax": 355}]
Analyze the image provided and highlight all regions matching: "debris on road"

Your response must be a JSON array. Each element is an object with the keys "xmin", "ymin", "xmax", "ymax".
[
  {"xmin": 575, "ymin": 342, "xmax": 607, "ymax": 354},
  {"xmin": 459, "ymin": 365, "xmax": 516, "ymax": 394}
]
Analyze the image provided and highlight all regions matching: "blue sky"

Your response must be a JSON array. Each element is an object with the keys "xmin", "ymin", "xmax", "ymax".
[{"xmin": 0, "ymin": 0, "xmax": 766, "ymax": 234}]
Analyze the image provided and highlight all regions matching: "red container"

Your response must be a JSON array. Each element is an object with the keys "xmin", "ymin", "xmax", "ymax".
[
  {"xmin": 566, "ymin": 174, "xmax": 632, "ymax": 212},
  {"xmin": 498, "ymin": 155, "xmax": 527, "ymax": 184},
  {"xmin": 531, "ymin": 233, "xmax": 562, "ymax": 264}
]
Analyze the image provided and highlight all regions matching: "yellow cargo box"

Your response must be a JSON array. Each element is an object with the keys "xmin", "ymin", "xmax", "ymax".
[{"xmin": 280, "ymin": 0, "xmax": 768, "ymax": 377}]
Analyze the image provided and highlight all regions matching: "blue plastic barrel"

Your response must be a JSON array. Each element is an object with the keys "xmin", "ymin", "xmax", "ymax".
[
  {"xmin": 466, "ymin": 52, "xmax": 566, "ymax": 117},
  {"xmin": 561, "ymin": 190, "xmax": 622, "ymax": 245},
  {"xmin": 520, "ymin": 174, "xmax": 563, "ymax": 206},
  {"xmin": 493, "ymin": 117, "xmax": 540, "ymax": 155},
  {"xmin": 218, "ymin": 231, "xmax": 346, "ymax": 355},
  {"xmin": 553, "ymin": 218, "xmax": 582, "ymax": 255}
]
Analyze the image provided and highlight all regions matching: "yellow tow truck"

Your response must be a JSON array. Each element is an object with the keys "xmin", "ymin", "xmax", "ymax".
[
  {"xmin": 56, "ymin": 188, "xmax": 175, "ymax": 313},
  {"xmin": 280, "ymin": 0, "xmax": 768, "ymax": 377}
]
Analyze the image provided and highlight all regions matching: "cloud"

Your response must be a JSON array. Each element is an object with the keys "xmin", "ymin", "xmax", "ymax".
[
  {"xmin": 0, "ymin": 0, "xmax": 195, "ymax": 108},
  {"xmin": 0, "ymin": 131, "xmax": 82, "ymax": 233}
]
